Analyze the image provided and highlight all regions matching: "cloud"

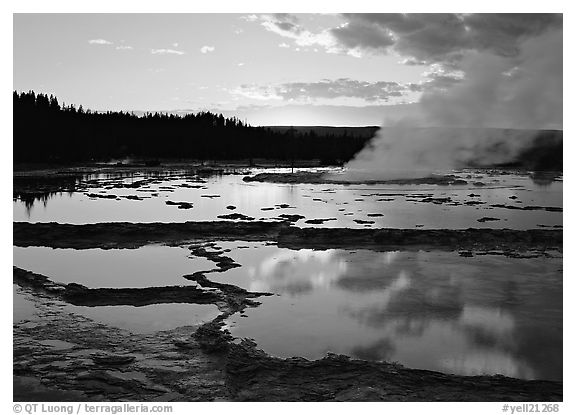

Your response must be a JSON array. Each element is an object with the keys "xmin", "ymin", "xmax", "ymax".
[
  {"xmin": 200, "ymin": 46, "xmax": 215, "ymax": 54},
  {"xmin": 245, "ymin": 13, "xmax": 561, "ymax": 65},
  {"xmin": 150, "ymin": 48, "xmax": 185, "ymax": 55},
  {"xmin": 277, "ymin": 78, "xmax": 419, "ymax": 102},
  {"xmin": 232, "ymin": 78, "xmax": 420, "ymax": 104},
  {"xmin": 115, "ymin": 45, "xmax": 133, "ymax": 50},
  {"xmin": 88, "ymin": 39, "xmax": 113, "ymax": 45},
  {"xmin": 241, "ymin": 14, "xmax": 259, "ymax": 22},
  {"xmin": 253, "ymin": 14, "xmax": 338, "ymax": 52},
  {"xmin": 332, "ymin": 14, "xmax": 562, "ymax": 65},
  {"xmin": 229, "ymin": 85, "xmax": 282, "ymax": 101},
  {"xmin": 331, "ymin": 20, "xmax": 395, "ymax": 53},
  {"xmin": 278, "ymin": 42, "xmax": 290, "ymax": 48}
]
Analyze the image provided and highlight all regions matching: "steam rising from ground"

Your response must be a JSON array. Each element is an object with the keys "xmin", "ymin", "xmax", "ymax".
[{"xmin": 339, "ymin": 29, "xmax": 562, "ymax": 181}]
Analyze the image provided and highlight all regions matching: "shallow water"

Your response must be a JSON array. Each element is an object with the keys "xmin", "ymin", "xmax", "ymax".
[
  {"xmin": 13, "ymin": 284, "xmax": 220, "ymax": 334},
  {"xmin": 13, "ymin": 245, "xmax": 213, "ymax": 288},
  {"xmin": 215, "ymin": 242, "xmax": 562, "ymax": 381},
  {"xmin": 62, "ymin": 302, "xmax": 220, "ymax": 334},
  {"xmin": 13, "ymin": 168, "xmax": 562, "ymax": 229},
  {"xmin": 13, "ymin": 238, "xmax": 563, "ymax": 379},
  {"xmin": 13, "ymin": 285, "xmax": 39, "ymax": 323},
  {"xmin": 12, "ymin": 167, "xmax": 563, "ymax": 381}
]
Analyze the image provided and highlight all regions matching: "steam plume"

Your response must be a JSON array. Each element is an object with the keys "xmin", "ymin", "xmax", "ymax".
[{"xmin": 340, "ymin": 28, "xmax": 562, "ymax": 181}]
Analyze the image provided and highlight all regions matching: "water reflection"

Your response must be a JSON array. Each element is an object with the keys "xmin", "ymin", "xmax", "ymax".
[
  {"xmin": 13, "ymin": 168, "xmax": 563, "ymax": 229},
  {"xmin": 248, "ymin": 249, "xmax": 346, "ymax": 294},
  {"xmin": 13, "ymin": 174, "xmax": 82, "ymax": 214},
  {"xmin": 222, "ymin": 244, "xmax": 562, "ymax": 381},
  {"xmin": 13, "ymin": 245, "xmax": 213, "ymax": 288},
  {"xmin": 13, "ymin": 283, "xmax": 220, "ymax": 334},
  {"xmin": 13, "ymin": 285, "xmax": 38, "ymax": 323},
  {"xmin": 62, "ymin": 302, "xmax": 220, "ymax": 334}
]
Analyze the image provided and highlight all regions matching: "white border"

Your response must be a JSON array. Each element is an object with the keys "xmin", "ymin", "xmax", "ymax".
[{"xmin": 3, "ymin": 2, "xmax": 572, "ymax": 414}]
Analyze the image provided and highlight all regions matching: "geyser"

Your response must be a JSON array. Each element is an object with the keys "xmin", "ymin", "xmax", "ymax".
[{"xmin": 339, "ymin": 27, "xmax": 562, "ymax": 181}]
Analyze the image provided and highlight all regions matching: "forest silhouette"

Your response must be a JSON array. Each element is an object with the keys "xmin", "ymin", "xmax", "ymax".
[
  {"xmin": 14, "ymin": 90, "xmax": 561, "ymax": 170},
  {"xmin": 13, "ymin": 91, "xmax": 369, "ymax": 164}
]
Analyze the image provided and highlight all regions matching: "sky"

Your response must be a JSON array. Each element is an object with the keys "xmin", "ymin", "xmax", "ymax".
[{"xmin": 13, "ymin": 13, "xmax": 562, "ymax": 127}]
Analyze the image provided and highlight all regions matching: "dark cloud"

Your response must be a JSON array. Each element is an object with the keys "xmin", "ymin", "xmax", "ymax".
[
  {"xmin": 332, "ymin": 13, "xmax": 562, "ymax": 65},
  {"xmin": 331, "ymin": 20, "xmax": 394, "ymax": 52},
  {"xmin": 463, "ymin": 13, "xmax": 562, "ymax": 57}
]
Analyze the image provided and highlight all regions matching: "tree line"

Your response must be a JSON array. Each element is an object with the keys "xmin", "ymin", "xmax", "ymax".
[{"xmin": 13, "ymin": 91, "xmax": 370, "ymax": 164}]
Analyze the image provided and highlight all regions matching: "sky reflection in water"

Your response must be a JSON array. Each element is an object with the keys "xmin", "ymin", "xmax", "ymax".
[
  {"xmin": 13, "ymin": 283, "xmax": 220, "ymax": 334},
  {"xmin": 13, "ymin": 245, "xmax": 212, "ymax": 288},
  {"xmin": 13, "ymin": 240, "xmax": 562, "ymax": 380},
  {"xmin": 13, "ymin": 169, "xmax": 562, "ymax": 229},
  {"xmin": 221, "ymin": 243, "xmax": 562, "ymax": 381}
]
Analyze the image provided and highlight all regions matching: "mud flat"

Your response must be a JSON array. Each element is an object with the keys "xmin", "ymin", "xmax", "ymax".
[
  {"xmin": 14, "ymin": 221, "xmax": 562, "ymax": 254},
  {"xmin": 243, "ymin": 171, "xmax": 468, "ymax": 185},
  {"xmin": 13, "ymin": 221, "xmax": 287, "ymax": 249}
]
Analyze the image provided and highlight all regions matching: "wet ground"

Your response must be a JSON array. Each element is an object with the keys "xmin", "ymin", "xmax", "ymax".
[{"xmin": 13, "ymin": 165, "xmax": 563, "ymax": 401}]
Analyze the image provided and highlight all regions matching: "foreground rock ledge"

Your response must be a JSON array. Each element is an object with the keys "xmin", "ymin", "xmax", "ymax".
[
  {"xmin": 14, "ymin": 266, "xmax": 563, "ymax": 402},
  {"xmin": 14, "ymin": 221, "xmax": 562, "ymax": 252},
  {"xmin": 222, "ymin": 339, "xmax": 562, "ymax": 402}
]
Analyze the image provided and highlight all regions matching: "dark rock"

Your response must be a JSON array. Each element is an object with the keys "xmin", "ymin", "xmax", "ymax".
[
  {"xmin": 477, "ymin": 217, "xmax": 501, "ymax": 223},
  {"xmin": 177, "ymin": 203, "xmax": 194, "ymax": 209},
  {"xmin": 490, "ymin": 204, "xmax": 562, "ymax": 212},
  {"xmin": 217, "ymin": 213, "xmax": 255, "ymax": 221},
  {"xmin": 92, "ymin": 355, "xmax": 136, "ymax": 366},
  {"xmin": 86, "ymin": 193, "xmax": 117, "ymax": 199},
  {"xmin": 277, "ymin": 214, "xmax": 306, "ymax": 223},
  {"xmin": 165, "ymin": 201, "xmax": 193, "ymax": 209},
  {"xmin": 304, "ymin": 218, "xmax": 337, "ymax": 224},
  {"xmin": 354, "ymin": 219, "xmax": 375, "ymax": 224}
]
